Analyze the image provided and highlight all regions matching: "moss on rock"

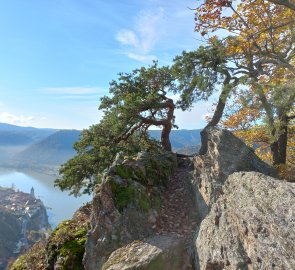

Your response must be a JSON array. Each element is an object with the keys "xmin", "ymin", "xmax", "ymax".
[
  {"xmin": 46, "ymin": 219, "xmax": 90, "ymax": 270},
  {"xmin": 108, "ymin": 177, "xmax": 160, "ymax": 212},
  {"xmin": 10, "ymin": 204, "xmax": 91, "ymax": 270},
  {"xmin": 105, "ymin": 151, "xmax": 176, "ymax": 213},
  {"xmin": 9, "ymin": 241, "xmax": 47, "ymax": 270}
]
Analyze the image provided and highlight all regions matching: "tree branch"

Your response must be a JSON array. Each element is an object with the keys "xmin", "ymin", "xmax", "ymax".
[{"xmin": 269, "ymin": 0, "xmax": 295, "ymax": 11}]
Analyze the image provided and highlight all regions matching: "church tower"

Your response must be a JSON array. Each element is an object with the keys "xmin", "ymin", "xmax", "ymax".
[{"xmin": 30, "ymin": 187, "xmax": 35, "ymax": 198}]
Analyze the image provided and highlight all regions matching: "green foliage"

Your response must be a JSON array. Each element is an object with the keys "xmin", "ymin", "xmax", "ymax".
[
  {"xmin": 106, "ymin": 151, "xmax": 176, "ymax": 212},
  {"xmin": 56, "ymin": 62, "xmax": 177, "ymax": 196},
  {"xmin": 108, "ymin": 177, "xmax": 159, "ymax": 212},
  {"xmin": 115, "ymin": 164, "xmax": 134, "ymax": 180},
  {"xmin": 9, "ymin": 241, "xmax": 47, "ymax": 270},
  {"xmin": 46, "ymin": 219, "xmax": 90, "ymax": 270},
  {"xmin": 110, "ymin": 179, "xmax": 136, "ymax": 211},
  {"xmin": 172, "ymin": 39, "xmax": 234, "ymax": 110}
]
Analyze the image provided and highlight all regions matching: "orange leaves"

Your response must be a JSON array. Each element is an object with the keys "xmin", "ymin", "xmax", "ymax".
[
  {"xmin": 222, "ymin": 106, "xmax": 260, "ymax": 129},
  {"xmin": 195, "ymin": 0, "xmax": 295, "ymax": 68},
  {"xmin": 221, "ymin": 97, "xmax": 295, "ymax": 181},
  {"xmin": 194, "ymin": 0, "xmax": 295, "ymax": 179}
]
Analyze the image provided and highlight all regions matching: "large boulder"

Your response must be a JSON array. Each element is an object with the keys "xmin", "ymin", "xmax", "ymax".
[
  {"xmin": 192, "ymin": 128, "xmax": 277, "ymax": 219},
  {"xmin": 102, "ymin": 235, "xmax": 192, "ymax": 270},
  {"xmin": 196, "ymin": 171, "xmax": 295, "ymax": 270}
]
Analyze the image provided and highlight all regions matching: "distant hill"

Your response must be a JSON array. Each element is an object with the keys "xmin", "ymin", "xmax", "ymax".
[
  {"xmin": 0, "ymin": 131, "xmax": 33, "ymax": 146},
  {"xmin": 174, "ymin": 145, "xmax": 201, "ymax": 155},
  {"xmin": 149, "ymin": 129, "xmax": 201, "ymax": 149},
  {"xmin": 0, "ymin": 123, "xmax": 58, "ymax": 163},
  {"xmin": 0, "ymin": 123, "xmax": 202, "ymax": 173},
  {"xmin": 16, "ymin": 130, "xmax": 80, "ymax": 166},
  {"xmin": 0, "ymin": 123, "xmax": 57, "ymax": 145},
  {"xmin": 14, "ymin": 129, "xmax": 201, "ymax": 165}
]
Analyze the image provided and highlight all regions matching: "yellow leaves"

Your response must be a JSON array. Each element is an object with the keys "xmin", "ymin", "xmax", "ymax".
[
  {"xmin": 222, "ymin": 101, "xmax": 295, "ymax": 181},
  {"xmin": 195, "ymin": 0, "xmax": 295, "ymax": 73},
  {"xmin": 222, "ymin": 106, "xmax": 260, "ymax": 129}
]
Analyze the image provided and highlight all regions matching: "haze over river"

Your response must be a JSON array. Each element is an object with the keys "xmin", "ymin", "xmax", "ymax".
[{"xmin": 0, "ymin": 169, "xmax": 90, "ymax": 227}]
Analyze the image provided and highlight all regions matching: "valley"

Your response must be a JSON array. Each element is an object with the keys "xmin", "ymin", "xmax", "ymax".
[{"xmin": 0, "ymin": 123, "xmax": 201, "ymax": 174}]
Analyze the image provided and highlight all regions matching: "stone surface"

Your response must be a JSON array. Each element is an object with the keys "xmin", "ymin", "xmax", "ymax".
[
  {"xmin": 102, "ymin": 235, "xmax": 192, "ymax": 270},
  {"xmin": 83, "ymin": 151, "xmax": 179, "ymax": 270},
  {"xmin": 155, "ymin": 167, "xmax": 198, "ymax": 237},
  {"xmin": 192, "ymin": 127, "xmax": 277, "ymax": 219},
  {"xmin": 196, "ymin": 171, "xmax": 295, "ymax": 270}
]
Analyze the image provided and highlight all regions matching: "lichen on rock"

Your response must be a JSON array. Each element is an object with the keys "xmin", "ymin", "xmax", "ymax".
[
  {"xmin": 195, "ymin": 171, "xmax": 295, "ymax": 270},
  {"xmin": 102, "ymin": 235, "xmax": 190, "ymax": 270}
]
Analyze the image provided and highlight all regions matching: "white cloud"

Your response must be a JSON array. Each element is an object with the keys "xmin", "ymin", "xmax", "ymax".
[
  {"xmin": 135, "ymin": 8, "xmax": 165, "ymax": 53},
  {"xmin": 127, "ymin": 53, "xmax": 157, "ymax": 62},
  {"xmin": 116, "ymin": 8, "xmax": 165, "ymax": 62},
  {"xmin": 44, "ymin": 86, "xmax": 102, "ymax": 95},
  {"xmin": 0, "ymin": 112, "xmax": 35, "ymax": 126},
  {"xmin": 116, "ymin": 30, "xmax": 139, "ymax": 47},
  {"xmin": 174, "ymin": 101, "xmax": 213, "ymax": 129}
]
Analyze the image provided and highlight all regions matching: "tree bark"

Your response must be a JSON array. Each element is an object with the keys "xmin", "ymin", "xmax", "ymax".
[
  {"xmin": 160, "ymin": 99, "xmax": 174, "ymax": 151},
  {"xmin": 161, "ymin": 122, "xmax": 172, "ymax": 151},
  {"xmin": 199, "ymin": 73, "xmax": 233, "ymax": 154},
  {"xmin": 138, "ymin": 99, "xmax": 174, "ymax": 151},
  {"xmin": 270, "ymin": 112, "xmax": 289, "ymax": 166},
  {"xmin": 271, "ymin": 111, "xmax": 289, "ymax": 165}
]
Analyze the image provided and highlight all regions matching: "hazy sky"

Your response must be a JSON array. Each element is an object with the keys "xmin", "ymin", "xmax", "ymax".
[{"xmin": 0, "ymin": 0, "xmax": 214, "ymax": 130}]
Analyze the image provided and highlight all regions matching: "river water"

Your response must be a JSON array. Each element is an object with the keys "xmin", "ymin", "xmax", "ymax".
[{"xmin": 0, "ymin": 169, "xmax": 90, "ymax": 228}]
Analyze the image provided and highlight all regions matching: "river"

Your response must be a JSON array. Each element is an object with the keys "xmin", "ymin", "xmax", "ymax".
[{"xmin": 0, "ymin": 169, "xmax": 90, "ymax": 228}]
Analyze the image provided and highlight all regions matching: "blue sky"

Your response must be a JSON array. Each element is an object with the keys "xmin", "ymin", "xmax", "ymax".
[{"xmin": 0, "ymin": 0, "xmax": 213, "ymax": 130}]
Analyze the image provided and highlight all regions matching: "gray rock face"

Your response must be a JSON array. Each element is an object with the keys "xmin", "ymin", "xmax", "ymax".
[
  {"xmin": 191, "ymin": 128, "xmax": 295, "ymax": 269},
  {"xmin": 196, "ymin": 171, "xmax": 295, "ymax": 270},
  {"xmin": 83, "ymin": 151, "xmax": 178, "ymax": 270},
  {"xmin": 102, "ymin": 235, "xmax": 191, "ymax": 270},
  {"xmin": 192, "ymin": 128, "xmax": 277, "ymax": 219}
]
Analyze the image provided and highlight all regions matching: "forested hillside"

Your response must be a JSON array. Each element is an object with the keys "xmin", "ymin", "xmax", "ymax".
[{"xmin": 0, "ymin": 123, "xmax": 201, "ymax": 172}]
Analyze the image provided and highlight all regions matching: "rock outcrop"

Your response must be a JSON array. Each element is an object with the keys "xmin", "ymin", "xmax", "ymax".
[
  {"xmin": 83, "ymin": 151, "xmax": 195, "ymax": 269},
  {"xmin": 192, "ymin": 128, "xmax": 295, "ymax": 269},
  {"xmin": 192, "ymin": 127, "xmax": 277, "ymax": 219},
  {"xmin": 102, "ymin": 235, "xmax": 190, "ymax": 270},
  {"xmin": 10, "ymin": 150, "xmax": 197, "ymax": 270},
  {"xmin": 0, "ymin": 187, "xmax": 50, "ymax": 270},
  {"xmin": 196, "ymin": 171, "xmax": 295, "ymax": 270}
]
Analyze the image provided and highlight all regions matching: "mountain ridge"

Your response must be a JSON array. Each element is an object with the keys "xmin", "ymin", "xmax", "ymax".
[{"xmin": 0, "ymin": 123, "xmax": 201, "ymax": 172}]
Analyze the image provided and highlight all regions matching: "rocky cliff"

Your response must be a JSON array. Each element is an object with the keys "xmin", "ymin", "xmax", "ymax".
[
  {"xmin": 192, "ymin": 128, "xmax": 294, "ymax": 269},
  {"xmin": 83, "ymin": 151, "xmax": 198, "ymax": 269},
  {"xmin": 196, "ymin": 171, "xmax": 295, "ymax": 269},
  {"xmin": 0, "ymin": 187, "xmax": 50, "ymax": 270},
  {"xmin": 10, "ymin": 128, "xmax": 295, "ymax": 270}
]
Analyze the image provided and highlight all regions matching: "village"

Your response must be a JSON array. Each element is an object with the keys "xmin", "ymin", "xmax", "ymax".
[{"xmin": 0, "ymin": 186, "xmax": 50, "ymax": 270}]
